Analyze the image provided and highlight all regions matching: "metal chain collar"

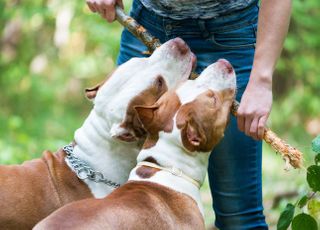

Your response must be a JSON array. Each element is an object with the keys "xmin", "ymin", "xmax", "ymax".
[{"xmin": 63, "ymin": 143, "xmax": 120, "ymax": 188}]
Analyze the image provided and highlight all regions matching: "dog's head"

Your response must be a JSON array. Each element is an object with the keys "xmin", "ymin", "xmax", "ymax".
[
  {"xmin": 86, "ymin": 38, "xmax": 195, "ymax": 143},
  {"xmin": 175, "ymin": 59, "xmax": 236, "ymax": 153}
]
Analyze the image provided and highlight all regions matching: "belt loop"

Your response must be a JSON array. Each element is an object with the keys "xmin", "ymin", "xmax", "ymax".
[{"xmin": 197, "ymin": 20, "xmax": 210, "ymax": 39}]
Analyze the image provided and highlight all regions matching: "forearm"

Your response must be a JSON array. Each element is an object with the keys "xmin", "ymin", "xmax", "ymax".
[{"xmin": 251, "ymin": 0, "xmax": 292, "ymax": 85}]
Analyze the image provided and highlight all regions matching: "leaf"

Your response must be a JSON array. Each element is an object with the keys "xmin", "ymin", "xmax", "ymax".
[
  {"xmin": 298, "ymin": 195, "xmax": 309, "ymax": 209},
  {"xmin": 307, "ymin": 165, "xmax": 320, "ymax": 192},
  {"xmin": 277, "ymin": 203, "xmax": 295, "ymax": 230},
  {"xmin": 312, "ymin": 135, "xmax": 320, "ymax": 154},
  {"xmin": 315, "ymin": 154, "xmax": 320, "ymax": 166},
  {"xmin": 308, "ymin": 199, "xmax": 320, "ymax": 220},
  {"xmin": 292, "ymin": 213, "xmax": 318, "ymax": 230}
]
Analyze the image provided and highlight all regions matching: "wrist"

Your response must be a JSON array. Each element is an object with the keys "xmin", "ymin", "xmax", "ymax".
[
  {"xmin": 248, "ymin": 71, "xmax": 273, "ymax": 91},
  {"xmin": 250, "ymin": 52, "xmax": 276, "ymax": 86}
]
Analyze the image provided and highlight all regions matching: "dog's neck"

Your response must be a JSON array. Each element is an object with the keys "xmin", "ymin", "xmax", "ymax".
[
  {"xmin": 128, "ymin": 127, "xmax": 210, "ymax": 216},
  {"xmin": 72, "ymin": 109, "xmax": 140, "ymax": 198}
]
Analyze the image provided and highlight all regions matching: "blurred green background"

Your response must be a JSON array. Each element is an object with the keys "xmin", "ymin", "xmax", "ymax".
[{"xmin": 0, "ymin": 0, "xmax": 319, "ymax": 229}]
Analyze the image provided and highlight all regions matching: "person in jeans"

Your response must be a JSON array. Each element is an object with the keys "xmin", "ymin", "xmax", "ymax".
[{"xmin": 86, "ymin": 0, "xmax": 292, "ymax": 229}]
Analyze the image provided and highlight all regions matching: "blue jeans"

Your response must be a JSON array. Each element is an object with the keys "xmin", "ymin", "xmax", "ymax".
[{"xmin": 117, "ymin": 1, "xmax": 267, "ymax": 229}]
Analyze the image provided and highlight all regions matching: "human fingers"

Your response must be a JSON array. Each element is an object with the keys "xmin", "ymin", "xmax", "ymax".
[
  {"xmin": 244, "ymin": 115, "xmax": 253, "ymax": 138},
  {"xmin": 249, "ymin": 117, "xmax": 259, "ymax": 140},
  {"xmin": 257, "ymin": 115, "xmax": 268, "ymax": 140}
]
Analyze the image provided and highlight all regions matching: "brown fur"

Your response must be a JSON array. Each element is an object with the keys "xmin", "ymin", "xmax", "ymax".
[
  {"xmin": 0, "ymin": 149, "xmax": 93, "ymax": 229},
  {"xmin": 116, "ymin": 75, "xmax": 169, "ymax": 142},
  {"xmin": 135, "ymin": 90, "xmax": 181, "ymax": 148},
  {"xmin": 136, "ymin": 157, "xmax": 161, "ymax": 178},
  {"xmin": 136, "ymin": 166, "xmax": 160, "ymax": 179},
  {"xmin": 35, "ymin": 181, "xmax": 205, "ymax": 230},
  {"xmin": 176, "ymin": 89, "xmax": 235, "ymax": 152}
]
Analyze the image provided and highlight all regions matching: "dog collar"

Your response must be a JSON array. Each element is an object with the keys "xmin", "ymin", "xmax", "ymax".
[
  {"xmin": 63, "ymin": 143, "xmax": 121, "ymax": 188},
  {"xmin": 137, "ymin": 161, "xmax": 201, "ymax": 189}
]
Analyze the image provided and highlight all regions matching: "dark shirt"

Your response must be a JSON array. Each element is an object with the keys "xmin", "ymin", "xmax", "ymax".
[{"xmin": 139, "ymin": 0, "xmax": 258, "ymax": 19}]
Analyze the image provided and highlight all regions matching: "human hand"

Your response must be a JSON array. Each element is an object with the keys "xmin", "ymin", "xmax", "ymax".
[
  {"xmin": 86, "ymin": 0, "xmax": 124, "ymax": 22},
  {"xmin": 237, "ymin": 74, "xmax": 273, "ymax": 140}
]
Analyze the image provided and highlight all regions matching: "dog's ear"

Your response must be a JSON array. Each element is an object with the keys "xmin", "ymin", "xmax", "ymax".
[
  {"xmin": 176, "ymin": 103, "xmax": 206, "ymax": 152},
  {"xmin": 176, "ymin": 104, "xmax": 190, "ymax": 130},
  {"xmin": 85, "ymin": 79, "xmax": 107, "ymax": 100},
  {"xmin": 85, "ymin": 70, "xmax": 115, "ymax": 100},
  {"xmin": 134, "ymin": 104, "xmax": 159, "ymax": 131}
]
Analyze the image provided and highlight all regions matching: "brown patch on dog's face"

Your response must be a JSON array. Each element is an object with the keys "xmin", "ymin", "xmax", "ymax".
[
  {"xmin": 115, "ymin": 75, "xmax": 169, "ymax": 142},
  {"xmin": 134, "ymin": 91, "xmax": 181, "ymax": 149},
  {"xmin": 176, "ymin": 89, "xmax": 235, "ymax": 153}
]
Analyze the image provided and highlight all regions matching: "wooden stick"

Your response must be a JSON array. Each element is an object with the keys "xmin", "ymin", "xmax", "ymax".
[
  {"xmin": 115, "ymin": 6, "xmax": 303, "ymax": 169},
  {"xmin": 115, "ymin": 6, "xmax": 161, "ymax": 52}
]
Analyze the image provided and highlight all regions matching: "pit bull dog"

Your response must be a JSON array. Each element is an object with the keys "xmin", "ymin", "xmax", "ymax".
[
  {"xmin": 0, "ymin": 38, "xmax": 195, "ymax": 229},
  {"xmin": 34, "ymin": 59, "xmax": 236, "ymax": 230}
]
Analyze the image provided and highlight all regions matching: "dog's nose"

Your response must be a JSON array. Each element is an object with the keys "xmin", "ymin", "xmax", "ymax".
[
  {"xmin": 171, "ymin": 37, "xmax": 189, "ymax": 55},
  {"xmin": 217, "ymin": 59, "xmax": 234, "ymax": 74}
]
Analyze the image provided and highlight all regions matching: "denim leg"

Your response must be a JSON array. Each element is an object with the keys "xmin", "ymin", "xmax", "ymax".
[
  {"xmin": 117, "ymin": 28, "xmax": 148, "ymax": 65},
  {"xmin": 208, "ymin": 118, "xmax": 267, "ymax": 230}
]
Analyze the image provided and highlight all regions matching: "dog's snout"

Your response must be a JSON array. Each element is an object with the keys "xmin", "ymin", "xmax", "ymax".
[
  {"xmin": 217, "ymin": 59, "xmax": 234, "ymax": 74},
  {"xmin": 171, "ymin": 37, "xmax": 189, "ymax": 55}
]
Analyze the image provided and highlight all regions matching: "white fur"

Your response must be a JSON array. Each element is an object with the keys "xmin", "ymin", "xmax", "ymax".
[
  {"xmin": 129, "ymin": 60, "xmax": 236, "ymax": 216},
  {"xmin": 69, "ymin": 39, "xmax": 194, "ymax": 198},
  {"xmin": 177, "ymin": 61, "xmax": 236, "ymax": 105}
]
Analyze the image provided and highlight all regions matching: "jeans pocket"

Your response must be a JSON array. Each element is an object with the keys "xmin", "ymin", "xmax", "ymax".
[{"xmin": 210, "ymin": 23, "xmax": 257, "ymax": 49}]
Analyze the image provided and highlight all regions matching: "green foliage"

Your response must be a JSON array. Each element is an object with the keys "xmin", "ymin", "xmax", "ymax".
[
  {"xmin": 298, "ymin": 195, "xmax": 308, "ymax": 209},
  {"xmin": 271, "ymin": 0, "xmax": 320, "ymax": 148},
  {"xmin": 308, "ymin": 199, "xmax": 320, "ymax": 221},
  {"xmin": 277, "ymin": 204, "xmax": 295, "ymax": 230},
  {"xmin": 312, "ymin": 135, "xmax": 320, "ymax": 154},
  {"xmin": 307, "ymin": 165, "xmax": 320, "ymax": 192},
  {"xmin": 277, "ymin": 139, "xmax": 320, "ymax": 229},
  {"xmin": 0, "ymin": 0, "xmax": 129, "ymax": 164},
  {"xmin": 316, "ymin": 154, "xmax": 320, "ymax": 166},
  {"xmin": 292, "ymin": 213, "xmax": 317, "ymax": 230}
]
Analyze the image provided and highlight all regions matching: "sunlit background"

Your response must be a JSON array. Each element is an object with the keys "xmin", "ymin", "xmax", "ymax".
[{"xmin": 0, "ymin": 0, "xmax": 319, "ymax": 229}]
